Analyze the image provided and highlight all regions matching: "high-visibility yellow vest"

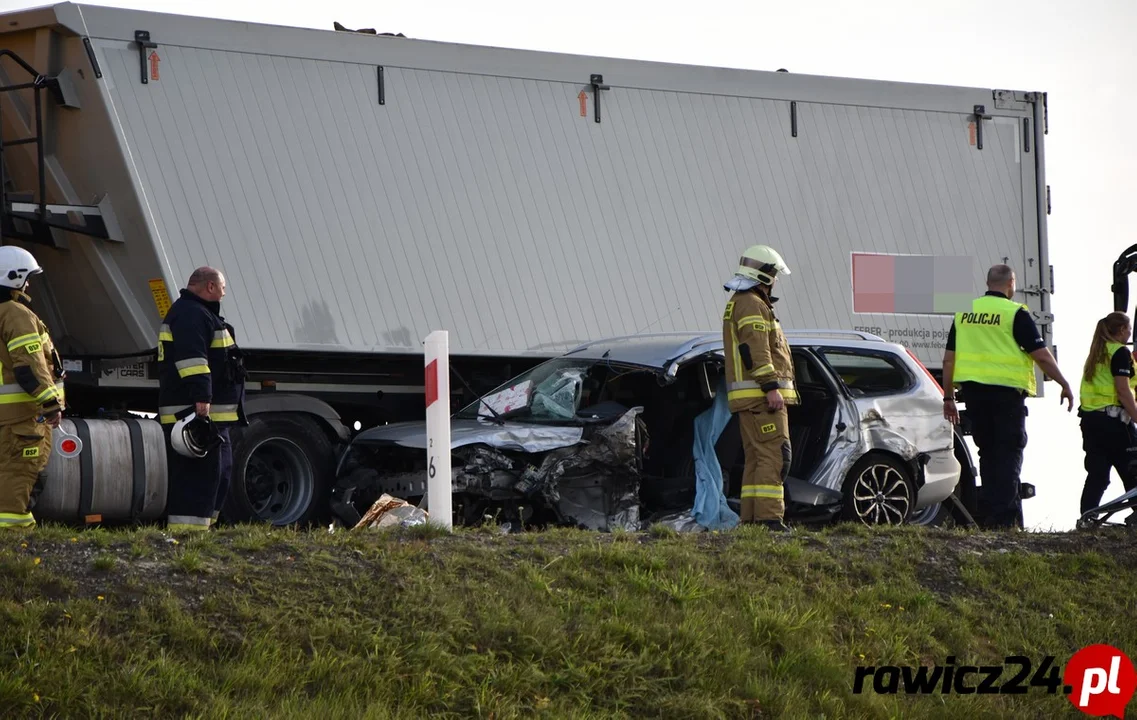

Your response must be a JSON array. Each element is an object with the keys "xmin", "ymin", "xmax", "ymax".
[
  {"xmin": 952, "ymin": 295, "xmax": 1037, "ymax": 396},
  {"xmin": 1079, "ymin": 341, "xmax": 1137, "ymax": 412}
]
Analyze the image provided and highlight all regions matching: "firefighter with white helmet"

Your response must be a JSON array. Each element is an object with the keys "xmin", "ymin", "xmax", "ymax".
[
  {"xmin": 721, "ymin": 244, "xmax": 798, "ymax": 531},
  {"xmin": 0, "ymin": 245, "xmax": 66, "ymax": 530}
]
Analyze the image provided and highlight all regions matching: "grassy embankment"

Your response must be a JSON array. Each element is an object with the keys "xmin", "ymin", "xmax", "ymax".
[{"xmin": 1, "ymin": 521, "xmax": 1134, "ymax": 718}]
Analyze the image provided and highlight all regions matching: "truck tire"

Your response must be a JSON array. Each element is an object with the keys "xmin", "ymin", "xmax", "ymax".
[{"xmin": 221, "ymin": 414, "xmax": 335, "ymax": 527}]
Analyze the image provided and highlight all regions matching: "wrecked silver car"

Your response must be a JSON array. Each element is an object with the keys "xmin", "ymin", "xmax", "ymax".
[{"xmin": 329, "ymin": 331, "xmax": 960, "ymax": 531}]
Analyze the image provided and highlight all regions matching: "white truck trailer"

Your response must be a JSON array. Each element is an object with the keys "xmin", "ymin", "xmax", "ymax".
[{"xmin": 0, "ymin": 3, "xmax": 1054, "ymax": 526}]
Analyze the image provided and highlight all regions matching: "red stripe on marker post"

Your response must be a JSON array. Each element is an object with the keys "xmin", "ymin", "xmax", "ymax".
[
  {"xmin": 425, "ymin": 359, "xmax": 439, "ymax": 407},
  {"xmin": 423, "ymin": 331, "xmax": 452, "ymax": 531}
]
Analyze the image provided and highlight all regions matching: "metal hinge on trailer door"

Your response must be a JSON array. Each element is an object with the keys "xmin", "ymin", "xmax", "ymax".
[
  {"xmin": 133, "ymin": 30, "xmax": 157, "ymax": 84},
  {"xmin": 588, "ymin": 74, "xmax": 610, "ymax": 123},
  {"xmin": 993, "ymin": 90, "xmax": 1032, "ymax": 111},
  {"xmin": 971, "ymin": 105, "xmax": 992, "ymax": 150}
]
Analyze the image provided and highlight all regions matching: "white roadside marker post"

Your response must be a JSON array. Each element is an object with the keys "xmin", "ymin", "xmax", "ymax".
[{"xmin": 424, "ymin": 330, "xmax": 453, "ymax": 531}]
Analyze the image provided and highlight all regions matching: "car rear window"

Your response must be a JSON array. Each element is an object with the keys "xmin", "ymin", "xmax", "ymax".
[{"xmin": 819, "ymin": 349, "xmax": 913, "ymax": 396}]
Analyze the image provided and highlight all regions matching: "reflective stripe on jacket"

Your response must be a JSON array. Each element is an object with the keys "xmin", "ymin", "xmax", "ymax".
[
  {"xmin": 157, "ymin": 289, "xmax": 245, "ymax": 426},
  {"xmin": 0, "ymin": 290, "xmax": 65, "ymax": 425},
  {"xmin": 722, "ymin": 288, "xmax": 797, "ymax": 413},
  {"xmin": 1080, "ymin": 341, "xmax": 1137, "ymax": 412}
]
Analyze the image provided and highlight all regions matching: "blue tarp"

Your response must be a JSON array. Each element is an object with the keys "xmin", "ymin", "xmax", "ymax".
[{"xmin": 690, "ymin": 377, "xmax": 739, "ymax": 530}]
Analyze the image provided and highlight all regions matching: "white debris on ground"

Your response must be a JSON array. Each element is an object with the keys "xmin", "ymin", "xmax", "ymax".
[{"xmin": 352, "ymin": 494, "xmax": 429, "ymax": 530}]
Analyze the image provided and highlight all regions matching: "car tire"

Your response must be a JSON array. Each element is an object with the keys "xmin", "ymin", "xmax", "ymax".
[
  {"xmin": 221, "ymin": 413, "xmax": 335, "ymax": 527},
  {"xmin": 840, "ymin": 453, "xmax": 915, "ymax": 526},
  {"xmin": 906, "ymin": 499, "xmax": 952, "ymax": 527}
]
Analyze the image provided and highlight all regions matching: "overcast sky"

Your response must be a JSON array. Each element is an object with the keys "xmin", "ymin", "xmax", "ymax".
[{"xmin": 2, "ymin": 0, "xmax": 1132, "ymax": 530}]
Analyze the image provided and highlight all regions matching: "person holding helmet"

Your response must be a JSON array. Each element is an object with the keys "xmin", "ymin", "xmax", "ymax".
[
  {"xmin": 0, "ymin": 245, "xmax": 66, "ymax": 530},
  {"xmin": 157, "ymin": 266, "xmax": 246, "ymax": 532},
  {"xmin": 721, "ymin": 244, "xmax": 798, "ymax": 531}
]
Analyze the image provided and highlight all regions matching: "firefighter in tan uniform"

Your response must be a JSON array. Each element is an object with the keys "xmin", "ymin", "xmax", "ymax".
[
  {"xmin": 722, "ymin": 244, "xmax": 798, "ymax": 531},
  {"xmin": 0, "ymin": 246, "xmax": 65, "ymax": 530}
]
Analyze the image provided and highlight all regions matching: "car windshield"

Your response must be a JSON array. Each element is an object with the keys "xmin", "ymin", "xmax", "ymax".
[{"xmin": 455, "ymin": 358, "xmax": 599, "ymax": 423}]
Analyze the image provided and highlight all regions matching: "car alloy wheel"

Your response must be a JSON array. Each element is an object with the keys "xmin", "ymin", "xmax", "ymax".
[{"xmin": 849, "ymin": 461, "xmax": 912, "ymax": 525}]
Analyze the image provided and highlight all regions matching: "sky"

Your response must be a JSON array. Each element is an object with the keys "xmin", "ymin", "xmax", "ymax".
[{"xmin": 1, "ymin": 0, "xmax": 1132, "ymax": 530}]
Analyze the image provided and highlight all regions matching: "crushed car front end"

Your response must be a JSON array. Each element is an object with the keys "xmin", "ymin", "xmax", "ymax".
[{"xmin": 330, "ymin": 355, "xmax": 658, "ymax": 531}]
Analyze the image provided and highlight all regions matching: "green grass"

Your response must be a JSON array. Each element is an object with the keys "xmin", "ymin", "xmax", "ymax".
[
  {"xmin": 0, "ymin": 522, "xmax": 1134, "ymax": 718},
  {"xmin": 91, "ymin": 554, "xmax": 117, "ymax": 572}
]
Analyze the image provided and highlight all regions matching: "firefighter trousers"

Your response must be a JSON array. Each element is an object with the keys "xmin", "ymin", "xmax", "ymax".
[
  {"xmin": 214, "ymin": 427, "xmax": 232, "ymax": 523},
  {"xmin": 0, "ymin": 418, "xmax": 52, "ymax": 529},
  {"xmin": 165, "ymin": 425, "xmax": 231, "ymax": 531},
  {"xmin": 739, "ymin": 404, "xmax": 791, "ymax": 522},
  {"xmin": 1079, "ymin": 410, "xmax": 1137, "ymax": 514}
]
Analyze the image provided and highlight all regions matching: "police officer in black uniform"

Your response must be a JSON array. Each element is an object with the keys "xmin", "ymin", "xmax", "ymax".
[
  {"xmin": 157, "ymin": 267, "xmax": 246, "ymax": 531},
  {"xmin": 941, "ymin": 264, "xmax": 1073, "ymax": 529}
]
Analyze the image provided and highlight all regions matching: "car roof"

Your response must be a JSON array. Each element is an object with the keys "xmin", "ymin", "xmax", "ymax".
[{"xmin": 563, "ymin": 329, "xmax": 898, "ymax": 370}]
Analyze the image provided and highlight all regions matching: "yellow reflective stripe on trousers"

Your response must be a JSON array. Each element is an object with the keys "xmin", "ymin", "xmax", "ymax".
[
  {"xmin": 0, "ymin": 512, "xmax": 36, "ymax": 527},
  {"xmin": 167, "ymin": 523, "xmax": 211, "ymax": 532},
  {"xmin": 210, "ymin": 329, "xmax": 234, "ymax": 348},
  {"xmin": 168, "ymin": 515, "xmax": 211, "ymax": 529},
  {"xmin": 176, "ymin": 358, "xmax": 210, "ymax": 377},
  {"xmin": 740, "ymin": 485, "xmax": 784, "ymax": 499},
  {"xmin": 728, "ymin": 387, "xmax": 799, "ymax": 402},
  {"xmin": 728, "ymin": 388, "xmax": 799, "ymax": 402}
]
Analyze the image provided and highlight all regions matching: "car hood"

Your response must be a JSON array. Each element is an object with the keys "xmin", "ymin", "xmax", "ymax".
[{"xmin": 350, "ymin": 418, "xmax": 585, "ymax": 454}]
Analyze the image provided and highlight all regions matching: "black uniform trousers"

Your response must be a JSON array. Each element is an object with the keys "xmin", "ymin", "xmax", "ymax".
[
  {"xmin": 1079, "ymin": 410, "xmax": 1137, "ymax": 514},
  {"xmin": 215, "ymin": 427, "xmax": 233, "ymax": 519},
  {"xmin": 164, "ymin": 425, "xmax": 232, "ymax": 528},
  {"xmin": 962, "ymin": 382, "xmax": 1027, "ymax": 529}
]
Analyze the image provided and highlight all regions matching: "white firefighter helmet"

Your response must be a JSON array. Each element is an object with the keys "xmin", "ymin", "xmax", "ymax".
[
  {"xmin": 735, "ymin": 244, "xmax": 791, "ymax": 286},
  {"xmin": 170, "ymin": 412, "xmax": 224, "ymax": 458},
  {"xmin": 0, "ymin": 245, "xmax": 43, "ymax": 289}
]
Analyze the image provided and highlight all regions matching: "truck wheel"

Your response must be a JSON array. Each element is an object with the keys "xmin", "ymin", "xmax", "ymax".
[{"xmin": 222, "ymin": 414, "xmax": 334, "ymax": 527}]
